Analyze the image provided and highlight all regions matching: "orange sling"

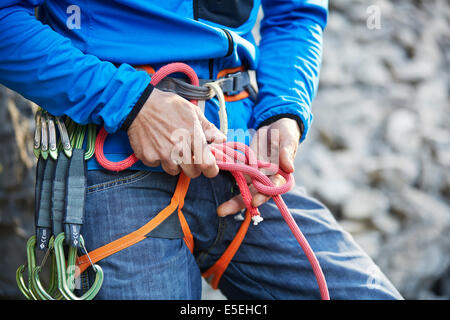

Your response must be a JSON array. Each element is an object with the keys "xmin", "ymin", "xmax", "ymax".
[{"xmin": 77, "ymin": 173, "xmax": 193, "ymax": 274}]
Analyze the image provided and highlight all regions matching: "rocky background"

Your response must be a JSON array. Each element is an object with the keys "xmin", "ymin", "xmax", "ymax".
[
  {"xmin": 293, "ymin": 0, "xmax": 450, "ymax": 299},
  {"xmin": 1, "ymin": 0, "xmax": 449, "ymax": 299}
]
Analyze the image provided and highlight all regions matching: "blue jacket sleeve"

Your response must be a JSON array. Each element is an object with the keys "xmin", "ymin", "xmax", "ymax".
[
  {"xmin": 252, "ymin": 0, "xmax": 328, "ymax": 142},
  {"xmin": 0, "ymin": 2, "xmax": 151, "ymax": 133}
]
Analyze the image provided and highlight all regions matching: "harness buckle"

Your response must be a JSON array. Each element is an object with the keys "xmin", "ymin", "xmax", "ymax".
[{"xmin": 219, "ymin": 71, "xmax": 245, "ymax": 95}]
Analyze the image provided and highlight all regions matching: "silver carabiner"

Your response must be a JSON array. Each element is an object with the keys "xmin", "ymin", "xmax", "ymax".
[
  {"xmin": 46, "ymin": 113, "xmax": 58, "ymax": 160},
  {"xmin": 40, "ymin": 112, "xmax": 49, "ymax": 160},
  {"xmin": 33, "ymin": 110, "xmax": 43, "ymax": 159},
  {"xmin": 55, "ymin": 116, "xmax": 72, "ymax": 158}
]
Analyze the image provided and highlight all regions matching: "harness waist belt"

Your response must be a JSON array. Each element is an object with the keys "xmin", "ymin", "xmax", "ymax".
[{"xmin": 155, "ymin": 70, "xmax": 257, "ymax": 102}]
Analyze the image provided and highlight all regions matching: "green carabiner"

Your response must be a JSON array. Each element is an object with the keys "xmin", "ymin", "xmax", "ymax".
[
  {"xmin": 16, "ymin": 236, "xmax": 39, "ymax": 300},
  {"xmin": 30, "ymin": 237, "xmax": 63, "ymax": 300},
  {"xmin": 53, "ymin": 233, "xmax": 103, "ymax": 300},
  {"xmin": 55, "ymin": 116, "xmax": 72, "ymax": 158},
  {"xmin": 33, "ymin": 110, "xmax": 43, "ymax": 159},
  {"xmin": 61, "ymin": 119, "xmax": 96, "ymax": 160},
  {"xmin": 84, "ymin": 124, "xmax": 96, "ymax": 160},
  {"xmin": 46, "ymin": 114, "xmax": 59, "ymax": 160}
]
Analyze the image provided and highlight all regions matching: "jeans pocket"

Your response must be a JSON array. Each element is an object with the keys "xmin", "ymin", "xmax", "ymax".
[{"xmin": 87, "ymin": 170, "xmax": 152, "ymax": 194}]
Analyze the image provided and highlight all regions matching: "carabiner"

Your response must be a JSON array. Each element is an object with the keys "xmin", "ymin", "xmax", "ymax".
[
  {"xmin": 84, "ymin": 124, "xmax": 96, "ymax": 160},
  {"xmin": 33, "ymin": 110, "xmax": 42, "ymax": 159},
  {"xmin": 30, "ymin": 237, "xmax": 62, "ymax": 300},
  {"xmin": 46, "ymin": 113, "xmax": 58, "ymax": 160},
  {"xmin": 15, "ymin": 236, "xmax": 39, "ymax": 300},
  {"xmin": 40, "ymin": 112, "xmax": 49, "ymax": 160},
  {"xmin": 54, "ymin": 233, "xmax": 103, "ymax": 300}
]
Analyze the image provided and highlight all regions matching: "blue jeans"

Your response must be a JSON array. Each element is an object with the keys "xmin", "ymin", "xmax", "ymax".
[{"xmin": 82, "ymin": 169, "xmax": 403, "ymax": 300}]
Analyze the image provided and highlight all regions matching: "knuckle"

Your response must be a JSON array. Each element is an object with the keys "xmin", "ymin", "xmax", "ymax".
[
  {"xmin": 198, "ymin": 161, "xmax": 214, "ymax": 171},
  {"xmin": 143, "ymin": 150, "xmax": 158, "ymax": 163},
  {"xmin": 160, "ymin": 152, "xmax": 172, "ymax": 162},
  {"xmin": 187, "ymin": 168, "xmax": 201, "ymax": 179},
  {"xmin": 163, "ymin": 165, "xmax": 180, "ymax": 176}
]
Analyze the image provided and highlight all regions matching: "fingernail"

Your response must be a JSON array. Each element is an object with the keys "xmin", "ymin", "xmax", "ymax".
[{"xmin": 217, "ymin": 205, "xmax": 227, "ymax": 217}]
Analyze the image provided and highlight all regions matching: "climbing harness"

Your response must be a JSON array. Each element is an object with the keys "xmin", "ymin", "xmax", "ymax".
[
  {"xmin": 139, "ymin": 65, "xmax": 257, "ymax": 103},
  {"xmin": 17, "ymin": 62, "xmax": 330, "ymax": 300},
  {"xmin": 16, "ymin": 110, "xmax": 103, "ymax": 300},
  {"xmin": 88, "ymin": 63, "xmax": 329, "ymax": 300}
]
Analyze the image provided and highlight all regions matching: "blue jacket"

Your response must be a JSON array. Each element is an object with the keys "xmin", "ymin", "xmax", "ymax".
[{"xmin": 0, "ymin": 0, "xmax": 328, "ymax": 170}]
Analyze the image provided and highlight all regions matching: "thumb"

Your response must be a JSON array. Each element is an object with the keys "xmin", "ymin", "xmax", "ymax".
[{"xmin": 280, "ymin": 146, "xmax": 295, "ymax": 173}]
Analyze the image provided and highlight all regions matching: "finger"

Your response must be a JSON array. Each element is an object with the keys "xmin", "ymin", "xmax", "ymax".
[
  {"xmin": 199, "ymin": 145, "xmax": 220, "ymax": 178},
  {"xmin": 250, "ymin": 127, "xmax": 279, "ymax": 175},
  {"xmin": 218, "ymin": 181, "xmax": 260, "ymax": 217},
  {"xmin": 251, "ymin": 192, "xmax": 270, "ymax": 209},
  {"xmin": 196, "ymin": 108, "xmax": 227, "ymax": 143},
  {"xmin": 192, "ymin": 118, "xmax": 220, "ymax": 178},
  {"xmin": 251, "ymin": 174, "xmax": 285, "ymax": 207},
  {"xmin": 140, "ymin": 150, "xmax": 161, "ymax": 167},
  {"xmin": 161, "ymin": 159, "xmax": 181, "ymax": 176},
  {"xmin": 141, "ymin": 159, "xmax": 161, "ymax": 168},
  {"xmin": 217, "ymin": 194, "xmax": 245, "ymax": 217},
  {"xmin": 279, "ymin": 130, "xmax": 297, "ymax": 173},
  {"xmin": 250, "ymin": 126, "xmax": 269, "ymax": 163},
  {"xmin": 279, "ymin": 147, "xmax": 295, "ymax": 173},
  {"xmin": 171, "ymin": 135, "xmax": 201, "ymax": 178},
  {"xmin": 180, "ymin": 159, "xmax": 202, "ymax": 178}
]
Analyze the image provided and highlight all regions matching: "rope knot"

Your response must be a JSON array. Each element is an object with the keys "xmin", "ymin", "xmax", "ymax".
[{"xmin": 210, "ymin": 141, "xmax": 294, "ymax": 225}]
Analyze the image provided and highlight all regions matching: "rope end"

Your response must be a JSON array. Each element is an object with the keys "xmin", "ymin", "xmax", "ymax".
[{"xmin": 251, "ymin": 215, "xmax": 264, "ymax": 226}]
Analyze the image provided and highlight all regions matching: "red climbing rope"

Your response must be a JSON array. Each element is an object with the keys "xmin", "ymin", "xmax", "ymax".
[
  {"xmin": 94, "ymin": 63, "xmax": 199, "ymax": 171},
  {"xmin": 93, "ymin": 62, "xmax": 330, "ymax": 300}
]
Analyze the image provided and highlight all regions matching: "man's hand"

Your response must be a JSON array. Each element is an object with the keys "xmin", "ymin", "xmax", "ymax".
[
  {"xmin": 217, "ymin": 118, "xmax": 301, "ymax": 216},
  {"xmin": 127, "ymin": 88, "xmax": 226, "ymax": 178}
]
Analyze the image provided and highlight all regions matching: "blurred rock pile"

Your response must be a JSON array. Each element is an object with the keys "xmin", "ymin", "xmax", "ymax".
[
  {"xmin": 295, "ymin": 0, "xmax": 450, "ymax": 299},
  {"xmin": 0, "ymin": 87, "xmax": 37, "ymax": 298}
]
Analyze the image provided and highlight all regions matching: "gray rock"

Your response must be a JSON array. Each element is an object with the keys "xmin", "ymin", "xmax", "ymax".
[
  {"xmin": 371, "ymin": 212, "xmax": 401, "ymax": 235},
  {"xmin": 384, "ymin": 108, "xmax": 420, "ymax": 155},
  {"xmin": 353, "ymin": 230, "xmax": 382, "ymax": 258},
  {"xmin": 342, "ymin": 189, "xmax": 390, "ymax": 220},
  {"xmin": 364, "ymin": 154, "xmax": 420, "ymax": 187}
]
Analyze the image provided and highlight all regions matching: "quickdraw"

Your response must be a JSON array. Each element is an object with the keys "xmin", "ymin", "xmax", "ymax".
[{"xmin": 17, "ymin": 110, "xmax": 103, "ymax": 300}]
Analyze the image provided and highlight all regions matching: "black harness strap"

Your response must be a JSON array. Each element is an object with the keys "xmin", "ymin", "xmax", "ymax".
[
  {"xmin": 36, "ymin": 157, "xmax": 56, "ymax": 251},
  {"xmin": 51, "ymin": 153, "xmax": 70, "ymax": 237},
  {"xmin": 155, "ymin": 70, "xmax": 257, "ymax": 102},
  {"xmin": 64, "ymin": 148, "xmax": 87, "ymax": 247}
]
